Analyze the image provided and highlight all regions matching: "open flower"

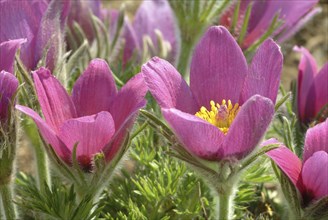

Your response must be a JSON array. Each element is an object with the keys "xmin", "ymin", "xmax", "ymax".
[
  {"xmin": 0, "ymin": 0, "xmax": 69, "ymax": 71},
  {"xmin": 295, "ymin": 47, "xmax": 328, "ymax": 124},
  {"xmin": 16, "ymin": 59, "xmax": 147, "ymax": 171},
  {"xmin": 220, "ymin": 0, "xmax": 320, "ymax": 49},
  {"xmin": 123, "ymin": 0, "xmax": 178, "ymax": 64},
  {"xmin": 142, "ymin": 26, "xmax": 282, "ymax": 160},
  {"xmin": 265, "ymin": 119, "xmax": 328, "ymax": 204},
  {"xmin": 0, "ymin": 71, "xmax": 18, "ymax": 124}
]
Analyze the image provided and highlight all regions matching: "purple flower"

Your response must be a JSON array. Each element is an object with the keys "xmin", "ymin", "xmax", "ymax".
[
  {"xmin": 142, "ymin": 26, "xmax": 282, "ymax": 160},
  {"xmin": 16, "ymin": 59, "xmax": 147, "ymax": 171},
  {"xmin": 0, "ymin": 71, "xmax": 18, "ymax": 124},
  {"xmin": 0, "ymin": 0, "xmax": 69, "ymax": 71},
  {"xmin": 220, "ymin": 0, "xmax": 320, "ymax": 49},
  {"xmin": 123, "ymin": 0, "xmax": 178, "ymax": 64},
  {"xmin": 265, "ymin": 119, "xmax": 328, "ymax": 204},
  {"xmin": 294, "ymin": 47, "xmax": 328, "ymax": 123}
]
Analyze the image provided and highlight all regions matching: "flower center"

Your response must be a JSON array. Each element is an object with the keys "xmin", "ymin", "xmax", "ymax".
[{"xmin": 195, "ymin": 100, "xmax": 240, "ymax": 134}]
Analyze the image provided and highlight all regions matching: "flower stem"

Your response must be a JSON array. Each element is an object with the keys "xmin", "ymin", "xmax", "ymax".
[
  {"xmin": 0, "ymin": 184, "xmax": 17, "ymax": 220},
  {"xmin": 217, "ymin": 192, "xmax": 232, "ymax": 220},
  {"xmin": 177, "ymin": 38, "xmax": 195, "ymax": 76},
  {"xmin": 34, "ymin": 141, "xmax": 50, "ymax": 191}
]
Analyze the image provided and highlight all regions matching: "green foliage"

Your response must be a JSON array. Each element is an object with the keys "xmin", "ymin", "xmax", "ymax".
[
  {"xmin": 15, "ymin": 172, "xmax": 103, "ymax": 220},
  {"xmin": 99, "ymin": 127, "xmax": 212, "ymax": 219}
]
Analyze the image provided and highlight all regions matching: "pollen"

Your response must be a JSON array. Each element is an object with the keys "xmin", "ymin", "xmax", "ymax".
[{"xmin": 195, "ymin": 99, "xmax": 240, "ymax": 134}]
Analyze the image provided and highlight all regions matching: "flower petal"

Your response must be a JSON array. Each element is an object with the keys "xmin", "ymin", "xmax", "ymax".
[
  {"xmin": 240, "ymin": 39, "xmax": 283, "ymax": 104},
  {"xmin": 303, "ymin": 119, "xmax": 328, "ymax": 161},
  {"xmin": 0, "ymin": 71, "xmax": 18, "ymax": 121},
  {"xmin": 162, "ymin": 108, "xmax": 225, "ymax": 160},
  {"xmin": 58, "ymin": 111, "xmax": 115, "ymax": 157},
  {"xmin": 294, "ymin": 46, "xmax": 318, "ymax": 122},
  {"xmin": 302, "ymin": 151, "xmax": 328, "ymax": 201},
  {"xmin": 72, "ymin": 59, "xmax": 117, "ymax": 117},
  {"xmin": 33, "ymin": 67, "xmax": 77, "ymax": 131},
  {"xmin": 142, "ymin": 57, "xmax": 198, "ymax": 114},
  {"xmin": 190, "ymin": 26, "xmax": 247, "ymax": 107},
  {"xmin": 220, "ymin": 95, "xmax": 274, "ymax": 159},
  {"xmin": 308, "ymin": 63, "xmax": 328, "ymax": 120},
  {"xmin": 109, "ymin": 73, "xmax": 147, "ymax": 130},
  {"xmin": 0, "ymin": 39, "xmax": 26, "ymax": 73},
  {"xmin": 15, "ymin": 105, "xmax": 70, "ymax": 160},
  {"xmin": 264, "ymin": 139, "xmax": 303, "ymax": 192}
]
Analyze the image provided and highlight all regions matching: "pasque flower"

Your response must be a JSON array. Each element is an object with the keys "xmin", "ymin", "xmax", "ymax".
[
  {"xmin": 295, "ymin": 47, "xmax": 328, "ymax": 124},
  {"xmin": 0, "ymin": 0, "xmax": 69, "ymax": 71},
  {"xmin": 123, "ymin": 0, "xmax": 178, "ymax": 64},
  {"xmin": 220, "ymin": 0, "xmax": 320, "ymax": 49},
  {"xmin": 265, "ymin": 119, "xmax": 328, "ymax": 204},
  {"xmin": 142, "ymin": 26, "xmax": 282, "ymax": 161},
  {"xmin": 16, "ymin": 59, "xmax": 147, "ymax": 171},
  {"xmin": 0, "ymin": 39, "xmax": 23, "ymax": 123}
]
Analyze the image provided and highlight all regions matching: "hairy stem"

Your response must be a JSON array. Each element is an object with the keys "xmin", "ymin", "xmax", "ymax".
[{"xmin": 0, "ymin": 184, "xmax": 17, "ymax": 220}]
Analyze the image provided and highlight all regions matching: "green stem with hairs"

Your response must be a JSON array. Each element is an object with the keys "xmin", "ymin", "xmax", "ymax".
[
  {"xmin": 177, "ymin": 37, "xmax": 195, "ymax": 76},
  {"xmin": 216, "ymin": 186, "xmax": 234, "ymax": 220},
  {"xmin": 0, "ymin": 184, "xmax": 17, "ymax": 220}
]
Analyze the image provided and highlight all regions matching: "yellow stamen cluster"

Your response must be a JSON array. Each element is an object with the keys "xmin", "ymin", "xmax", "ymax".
[{"xmin": 195, "ymin": 100, "xmax": 240, "ymax": 134}]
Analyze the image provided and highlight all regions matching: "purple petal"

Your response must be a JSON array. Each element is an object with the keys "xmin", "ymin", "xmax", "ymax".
[
  {"xmin": 0, "ymin": 0, "xmax": 48, "ymax": 70},
  {"xmin": 104, "ymin": 73, "xmax": 147, "ymax": 160},
  {"xmin": 15, "ymin": 105, "xmax": 71, "ymax": 161},
  {"xmin": 58, "ymin": 111, "xmax": 115, "ymax": 157},
  {"xmin": 162, "ymin": 108, "xmax": 225, "ymax": 160},
  {"xmin": 0, "ymin": 71, "xmax": 18, "ymax": 121},
  {"xmin": 265, "ymin": 139, "xmax": 303, "ymax": 192},
  {"xmin": 309, "ymin": 63, "xmax": 328, "ymax": 120},
  {"xmin": 0, "ymin": 39, "xmax": 26, "ymax": 73},
  {"xmin": 302, "ymin": 151, "xmax": 328, "ymax": 201},
  {"xmin": 33, "ymin": 67, "xmax": 77, "ymax": 131},
  {"xmin": 303, "ymin": 119, "xmax": 328, "ymax": 161},
  {"xmin": 142, "ymin": 57, "xmax": 198, "ymax": 114},
  {"xmin": 240, "ymin": 39, "xmax": 283, "ymax": 104},
  {"xmin": 220, "ymin": 95, "xmax": 274, "ymax": 159},
  {"xmin": 190, "ymin": 26, "xmax": 247, "ymax": 108},
  {"xmin": 132, "ymin": 0, "xmax": 178, "ymax": 62},
  {"xmin": 109, "ymin": 73, "xmax": 147, "ymax": 130},
  {"xmin": 294, "ymin": 46, "xmax": 318, "ymax": 122},
  {"xmin": 72, "ymin": 59, "xmax": 117, "ymax": 117}
]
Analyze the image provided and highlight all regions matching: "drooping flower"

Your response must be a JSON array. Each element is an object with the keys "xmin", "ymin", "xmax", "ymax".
[
  {"xmin": 220, "ymin": 0, "xmax": 320, "ymax": 49},
  {"xmin": 0, "ymin": 71, "xmax": 18, "ymax": 124},
  {"xmin": 123, "ymin": 0, "xmax": 179, "ymax": 64},
  {"xmin": 142, "ymin": 26, "xmax": 282, "ymax": 161},
  {"xmin": 265, "ymin": 119, "xmax": 328, "ymax": 204},
  {"xmin": 0, "ymin": 0, "xmax": 69, "ymax": 71},
  {"xmin": 16, "ymin": 59, "xmax": 147, "ymax": 171},
  {"xmin": 294, "ymin": 47, "xmax": 328, "ymax": 124}
]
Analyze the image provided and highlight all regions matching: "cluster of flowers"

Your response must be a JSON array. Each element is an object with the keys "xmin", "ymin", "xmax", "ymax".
[{"xmin": 0, "ymin": 0, "xmax": 327, "ymax": 219}]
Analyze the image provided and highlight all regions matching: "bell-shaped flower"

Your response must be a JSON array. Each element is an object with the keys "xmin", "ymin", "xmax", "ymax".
[
  {"xmin": 295, "ymin": 47, "xmax": 328, "ymax": 124},
  {"xmin": 142, "ymin": 26, "xmax": 282, "ymax": 161},
  {"xmin": 123, "ymin": 0, "xmax": 179, "ymax": 64},
  {"xmin": 16, "ymin": 59, "xmax": 147, "ymax": 172},
  {"xmin": 265, "ymin": 119, "xmax": 328, "ymax": 205},
  {"xmin": 0, "ymin": 71, "xmax": 18, "ymax": 125},
  {"xmin": 0, "ymin": 0, "xmax": 69, "ymax": 71},
  {"xmin": 220, "ymin": 0, "xmax": 320, "ymax": 49}
]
